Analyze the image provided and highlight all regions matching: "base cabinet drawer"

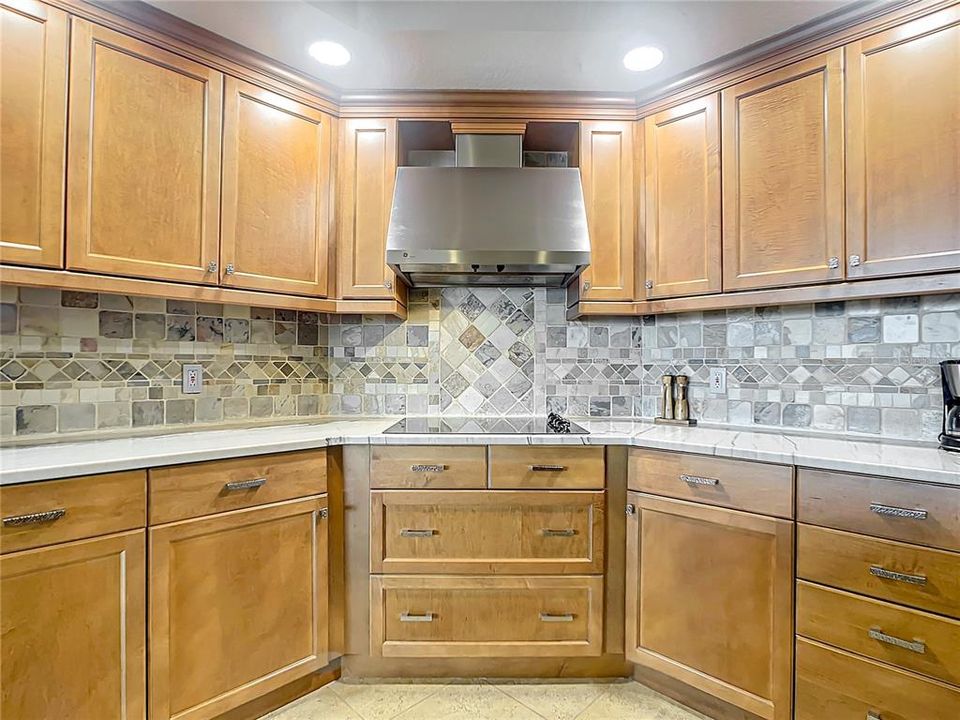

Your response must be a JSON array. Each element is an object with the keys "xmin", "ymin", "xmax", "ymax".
[
  {"xmin": 370, "ymin": 575, "xmax": 603, "ymax": 658},
  {"xmin": 490, "ymin": 446, "xmax": 604, "ymax": 489},
  {"xmin": 796, "ymin": 638, "xmax": 960, "ymax": 720},
  {"xmin": 370, "ymin": 446, "xmax": 487, "ymax": 489}
]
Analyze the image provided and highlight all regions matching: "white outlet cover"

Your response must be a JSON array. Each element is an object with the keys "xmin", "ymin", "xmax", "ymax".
[
  {"xmin": 709, "ymin": 367, "xmax": 727, "ymax": 394},
  {"xmin": 182, "ymin": 364, "xmax": 203, "ymax": 394}
]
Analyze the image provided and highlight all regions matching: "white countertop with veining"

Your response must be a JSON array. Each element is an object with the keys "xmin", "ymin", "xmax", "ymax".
[{"xmin": 1, "ymin": 417, "xmax": 958, "ymax": 486}]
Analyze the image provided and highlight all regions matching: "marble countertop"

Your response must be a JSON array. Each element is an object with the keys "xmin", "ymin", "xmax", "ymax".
[{"xmin": 1, "ymin": 417, "xmax": 958, "ymax": 487}]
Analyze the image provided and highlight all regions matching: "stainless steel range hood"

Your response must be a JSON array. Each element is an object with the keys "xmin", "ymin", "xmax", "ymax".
[{"xmin": 386, "ymin": 134, "xmax": 590, "ymax": 288}]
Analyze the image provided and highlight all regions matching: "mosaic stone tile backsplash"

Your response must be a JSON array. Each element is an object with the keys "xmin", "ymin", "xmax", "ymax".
[{"xmin": 1, "ymin": 282, "xmax": 957, "ymax": 443}]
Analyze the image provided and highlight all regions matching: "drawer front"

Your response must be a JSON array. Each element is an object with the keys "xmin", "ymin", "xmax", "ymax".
[
  {"xmin": 149, "ymin": 450, "xmax": 327, "ymax": 524},
  {"xmin": 1, "ymin": 471, "xmax": 146, "ymax": 553},
  {"xmin": 797, "ymin": 581, "xmax": 960, "ymax": 686},
  {"xmin": 489, "ymin": 446, "xmax": 604, "ymax": 489},
  {"xmin": 370, "ymin": 446, "xmax": 486, "ymax": 489},
  {"xmin": 796, "ymin": 638, "xmax": 960, "ymax": 720},
  {"xmin": 628, "ymin": 448, "xmax": 793, "ymax": 518},
  {"xmin": 371, "ymin": 490, "xmax": 604, "ymax": 574},
  {"xmin": 798, "ymin": 468, "xmax": 960, "ymax": 551},
  {"xmin": 798, "ymin": 524, "xmax": 960, "ymax": 618},
  {"xmin": 370, "ymin": 575, "xmax": 603, "ymax": 657}
]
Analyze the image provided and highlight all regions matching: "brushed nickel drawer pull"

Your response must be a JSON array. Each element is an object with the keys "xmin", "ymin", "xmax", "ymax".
[
  {"xmin": 400, "ymin": 612, "xmax": 433, "ymax": 622},
  {"xmin": 400, "ymin": 529, "xmax": 436, "ymax": 538},
  {"xmin": 680, "ymin": 474, "xmax": 719, "ymax": 486},
  {"xmin": 410, "ymin": 464, "xmax": 446, "ymax": 473},
  {"xmin": 529, "ymin": 464, "xmax": 567, "ymax": 472},
  {"xmin": 539, "ymin": 613, "xmax": 575, "ymax": 622},
  {"xmin": 869, "ymin": 503, "xmax": 927, "ymax": 520},
  {"xmin": 224, "ymin": 478, "xmax": 266, "ymax": 491},
  {"xmin": 868, "ymin": 628, "xmax": 926, "ymax": 654},
  {"xmin": 869, "ymin": 566, "xmax": 927, "ymax": 586},
  {"xmin": 542, "ymin": 528, "xmax": 577, "ymax": 537},
  {"xmin": 2, "ymin": 508, "xmax": 67, "ymax": 526}
]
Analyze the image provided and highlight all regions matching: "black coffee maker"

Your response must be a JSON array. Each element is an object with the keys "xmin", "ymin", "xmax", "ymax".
[{"xmin": 941, "ymin": 360, "xmax": 960, "ymax": 452}]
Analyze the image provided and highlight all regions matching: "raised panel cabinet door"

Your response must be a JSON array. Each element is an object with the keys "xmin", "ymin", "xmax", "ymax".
[
  {"xmin": 0, "ymin": 0, "xmax": 67, "ymax": 268},
  {"xmin": 578, "ymin": 121, "xmax": 636, "ymax": 301},
  {"xmin": 66, "ymin": 19, "xmax": 223, "ymax": 284},
  {"xmin": 846, "ymin": 6, "xmax": 960, "ymax": 279},
  {"xmin": 625, "ymin": 493, "xmax": 794, "ymax": 720},
  {"xmin": 722, "ymin": 50, "xmax": 844, "ymax": 291},
  {"xmin": 149, "ymin": 497, "xmax": 329, "ymax": 720},
  {"xmin": 644, "ymin": 95, "xmax": 722, "ymax": 298},
  {"xmin": 0, "ymin": 530, "xmax": 146, "ymax": 720},
  {"xmin": 221, "ymin": 78, "xmax": 332, "ymax": 296},
  {"xmin": 337, "ymin": 118, "xmax": 400, "ymax": 299}
]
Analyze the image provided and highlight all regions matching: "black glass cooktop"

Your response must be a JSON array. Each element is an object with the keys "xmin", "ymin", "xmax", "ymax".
[{"xmin": 384, "ymin": 415, "xmax": 588, "ymax": 435}]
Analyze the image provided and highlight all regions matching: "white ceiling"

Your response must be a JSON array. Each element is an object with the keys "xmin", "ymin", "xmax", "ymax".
[{"xmin": 146, "ymin": 0, "xmax": 855, "ymax": 93}]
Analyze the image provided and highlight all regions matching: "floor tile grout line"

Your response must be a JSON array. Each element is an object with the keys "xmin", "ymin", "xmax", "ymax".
[{"xmin": 480, "ymin": 681, "xmax": 553, "ymax": 720}]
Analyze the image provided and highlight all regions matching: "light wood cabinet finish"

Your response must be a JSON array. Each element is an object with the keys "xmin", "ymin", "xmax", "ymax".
[
  {"xmin": 149, "ymin": 497, "xmax": 328, "ymax": 720},
  {"xmin": 798, "ymin": 468, "xmax": 960, "ymax": 552},
  {"xmin": 797, "ymin": 580, "xmax": 960, "ymax": 687},
  {"xmin": 628, "ymin": 448, "xmax": 793, "ymax": 518},
  {"xmin": 148, "ymin": 449, "xmax": 327, "ymax": 524},
  {"xmin": 489, "ymin": 446, "xmax": 605, "ymax": 489},
  {"xmin": 370, "ymin": 445, "xmax": 487, "ymax": 489},
  {"xmin": 338, "ymin": 118, "xmax": 400, "ymax": 299},
  {"xmin": 66, "ymin": 19, "xmax": 223, "ymax": 284},
  {"xmin": 845, "ymin": 6, "xmax": 960, "ymax": 279},
  {"xmin": 370, "ymin": 575, "xmax": 603, "ymax": 658},
  {"xmin": 0, "ymin": 0, "xmax": 67, "ymax": 268},
  {"xmin": 221, "ymin": 78, "xmax": 332, "ymax": 296},
  {"xmin": 578, "ymin": 121, "xmax": 635, "ymax": 301},
  {"xmin": 370, "ymin": 490, "xmax": 604, "ymax": 574},
  {"xmin": 721, "ymin": 50, "xmax": 844, "ymax": 290},
  {"xmin": 625, "ymin": 492, "xmax": 794, "ymax": 720},
  {"xmin": 1, "ymin": 530, "xmax": 146, "ymax": 720},
  {"xmin": 795, "ymin": 637, "xmax": 960, "ymax": 720},
  {"xmin": 643, "ymin": 95, "xmax": 721, "ymax": 298},
  {"xmin": 0, "ymin": 471, "xmax": 146, "ymax": 553},
  {"xmin": 798, "ymin": 524, "xmax": 960, "ymax": 618}
]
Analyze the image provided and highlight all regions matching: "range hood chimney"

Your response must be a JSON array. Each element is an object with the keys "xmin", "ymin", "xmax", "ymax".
[{"xmin": 386, "ymin": 125, "xmax": 591, "ymax": 288}]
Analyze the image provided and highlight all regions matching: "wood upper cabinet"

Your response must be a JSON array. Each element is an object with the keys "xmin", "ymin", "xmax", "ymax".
[
  {"xmin": 626, "ymin": 493, "xmax": 794, "ymax": 720},
  {"xmin": 578, "ymin": 120, "xmax": 636, "ymax": 301},
  {"xmin": 1, "ymin": 530, "xmax": 146, "ymax": 720},
  {"xmin": 149, "ymin": 497, "xmax": 328, "ymax": 720},
  {"xmin": 643, "ymin": 95, "xmax": 721, "ymax": 298},
  {"xmin": 845, "ymin": 6, "xmax": 960, "ymax": 279},
  {"xmin": 337, "ymin": 118, "xmax": 401, "ymax": 299},
  {"xmin": 221, "ymin": 78, "xmax": 333, "ymax": 296},
  {"xmin": 721, "ymin": 50, "xmax": 844, "ymax": 291},
  {"xmin": 0, "ymin": 0, "xmax": 67, "ymax": 268},
  {"xmin": 66, "ymin": 19, "xmax": 223, "ymax": 284}
]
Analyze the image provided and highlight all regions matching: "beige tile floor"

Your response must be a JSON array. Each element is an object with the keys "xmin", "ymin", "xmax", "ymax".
[{"xmin": 263, "ymin": 679, "xmax": 710, "ymax": 720}]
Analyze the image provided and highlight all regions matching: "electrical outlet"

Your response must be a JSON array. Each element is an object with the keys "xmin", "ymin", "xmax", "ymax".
[
  {"xmin": 182, "ymin": 364, "xmax": 203, "ymax": 394},
  {"xmin": 709, "ymin": 367, "xmax": 727, "ymax": 394}
]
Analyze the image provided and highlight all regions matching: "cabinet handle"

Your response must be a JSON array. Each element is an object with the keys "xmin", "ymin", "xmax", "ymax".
[
  {"xmin": 644, "ymin": 279, "xmax": 653, "ymax": 290},
  {"xmin": 868, "ymin": 628, "xmax": 925, "ymax": 654},
  {"xmin": 869, "ymin": 503, "xmax": 927, "ymax": 520},
  {"xmin": 680, "ymin": 474, "xmax": 719, "ymax": 486},
  {"xmin": 827, "ymin": 256, "xmax": 840, "ymax": 269},
  {"xmin": 869, "ymin": 566, "xmax": 927, "ymax": 586},
  {"xmin": 410, "ymin": 464, "xmax": 446, "ymax": 473},
  {"xmin": 206, "ymin": 261, "xmax": 218, "ymax": 273},
  {"xmin": 582, "ymin": 281, "xmax": 591, "ymax": 291},
  {"xmin": 400, "ymin": 612, "xmax": 433, "ymax": 622},
  {"xmin": 384, "ymin": 279, "xmax": 393, "ymax": 289},
  {"xmin": 529, "ymin": 464, "xmax": 566, "ymax": 472},
  {"xmin": 400, "ymin": 529, "xmax": 435, "ymax": 538},
  {"xmin": 2, "ymin": 508, "xmax": 66, "ymax": 526},
  {"xmin": 866, "ymin": 713, "xmax": 881, "ymax": 720},
  {"xmin": 849, "ymin": 254, "xmax": 862, "ymax": 267},
  {"xmin": 225, "ymin": 263, "xmax": 236, "ymax": 275},
  {"xmin": 542, "ymin": 528, "xmax": 577, "ymax": 537},
  {"xmin": 625, "ymin": 503, "xmax": 637, "ymax": 516},
  {"xmin": 539, "ymin": 613, "xmax": 575, "ymax": 622},
  {"xmin": 318, "ymin": 508, "xmax": 329, "ymax": 520},
  {"xmin": 224, "ymin": 478, "xmax": 266, "ymax": 491}
]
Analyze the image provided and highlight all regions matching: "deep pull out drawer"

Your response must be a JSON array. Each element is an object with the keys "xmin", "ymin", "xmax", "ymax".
[
  {"xmin": 370, "ymin": 446, "xmax": 487, "ymax": 489},
  {"xmin": 371, "ymin": 490, "xmax": 604, "ymax": 574},
  {"xmin": 489, "ymin": 446, "xmax": 604, "ymax": 489},
  {"xmin": 370, "ymin": 575, "xmax": 603, "ymax": 657}
]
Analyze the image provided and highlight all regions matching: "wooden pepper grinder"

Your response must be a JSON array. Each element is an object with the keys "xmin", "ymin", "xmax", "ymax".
[
  {"xmin": 674, "ymin": 375, "xmax": 690, "ymax": 421},
  {"xmin": 659, "ymin": 375, "xmax": 674, "ymax": 420}
]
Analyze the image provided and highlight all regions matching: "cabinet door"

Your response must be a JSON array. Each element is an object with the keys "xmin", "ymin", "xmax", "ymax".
[
  {"xmin": 1, "ymin": 530, "xmax": 146, "ymax": 720},
  {"xmin": 644, "ymin": 96, "xmax": 721, "ymax": 298},
  {"xmin": 0, "ymin": 0, "xmax": 67, "ymax": 268},
  {"xmin": 66, "ymin": 19, "xmax": 222, "ymax": 283},
  {"xmin": 722, "ymin": 50, "xmax": 844, "ymax": 291},
  {"xmin": 626, "ymin": 492, "xmax": 793, "ymax": 720},
  {"xmin": 149, "ymin": 497, "xmax": 328, "ymax": 720},
  {"xmin": 578, "ymin": 121, "xmax": 636, "ymax": 301},
  {"xmin": 221, "ymin": 78, "xmax": 332, "ymax": 296},
  {"xmin": 845, "ymin": 6, "xmax": 960, "ymax": 279},
  {"xmin": 337, "ymin": 118, "xmax": 401, "ymax": 299}
]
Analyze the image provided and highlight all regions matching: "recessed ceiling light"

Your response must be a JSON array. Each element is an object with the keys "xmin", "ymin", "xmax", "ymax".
[
  {"xmin": 623, "ymin": 46, "xmax": 664, "ymax": 72},
  {"xmin": 308, "ymin": 40, "xmax": 350, "ymax": 67}
]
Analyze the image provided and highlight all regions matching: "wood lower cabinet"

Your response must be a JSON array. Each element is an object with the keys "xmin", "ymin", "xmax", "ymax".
[
  {"xmin": 1, "ymin": 530, "xmax": 146, "ymax": 720},
  {"xmin": 0, "ymin": 0, "xmax": 67, "ymax": 268},
  {"xmin": 149, "ymin": 496, "xmax": 329, "ymax": 720},
  {"xmin": 625, "ymin": 492, "xmax": 794, "ymax": 720}
]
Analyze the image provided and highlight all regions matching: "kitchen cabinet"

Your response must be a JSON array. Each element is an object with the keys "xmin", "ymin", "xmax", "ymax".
[
  {"xmin": 0, "ymin": 0, "xmax": 67, "ymax": 268},
  {"xmin": 643, "ymin": 95, "xmax": 721, "ymax": 299},
  {"xmin": 221, "ymin": 78, "xmax": 333, "ymax": 296},
  {"xmin": 845, "ymin": 6, "xmax": 960, "ymax": 279},
  {"xmin": 721, "ymin": 50, "xmax": 844, "ymax": 291},
  {"xmin": 66, "ymin": 19, "xmax": 223, "ymax": 284}
]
